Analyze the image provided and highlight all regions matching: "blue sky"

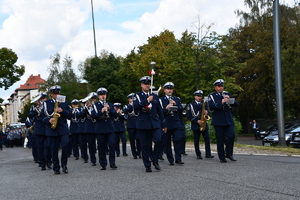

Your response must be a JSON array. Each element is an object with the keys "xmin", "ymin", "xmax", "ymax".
[{"xmin": 0, "ymin": 0, "xmax": 297, "ymax": 102}]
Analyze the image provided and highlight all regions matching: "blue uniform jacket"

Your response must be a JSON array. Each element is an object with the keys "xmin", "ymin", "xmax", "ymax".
[
  {"xmin": 113, "ymin": 113, "xmax": 127, "ymax": 132},
  {"xmin": 28, "ymin": 105, "xmax": 46, "ymax": 135},
  {"xmin": 186, "ymin": 101, "xmax": 209, "ymax": 131},
  {"xmin": 133, "ymin": 92, "xmax": 166, "ymax": 130},
  {"xmin": 70, "ymin": 107, "xmax": 80, "ymax": 134},
  {"xmin": 77, "ymin": 107, "xmax": 86, "ymax": 133},
  {"xmin": 40, "ymin": 99, "xmax": 72, "ymax": 136},
  {"xmin": 208, "ymin": 92, "xmax": 238, "ymax": 126},
  {"xmin": 123, "ymin": 104, "xmax": 137, "ymax": 129},
  {"xmin": 91, "ymin": 102, "xmax": 118, "ymax": 134},
  {"xmin": 80, "ymin": 106, "xmax": 96, "ymax": 133},
  {"xmin": 159, "ymin": 96, "xmax": 183, "ymax": 129}
]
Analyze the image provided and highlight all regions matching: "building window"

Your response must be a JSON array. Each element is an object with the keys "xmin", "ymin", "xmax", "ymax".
[
  {"xmin": 36, "ymin": 83, "xmax": 39, "ymax": 87},
  {"xmin": 27, "ymin": 83, "xmax": 30, "ymax": 87}
]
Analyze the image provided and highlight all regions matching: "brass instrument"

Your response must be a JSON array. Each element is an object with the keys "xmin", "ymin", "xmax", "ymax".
[
  {"xmin": 199, "ymin": 97, "xmax": 211, "ymax": 131},
  {"xmin": 103, "ymin": 100, "xmax": 110, "ymax": 119},
  {"xmin": 29, "ymin": 125, "xmax": 34, "ymax": 133},
  {"xmin": 51, "ymin": 101, "xmax": 61, "ymax": 129},
  {"xmin": 168, "ymin": 96, "xmax": 175, "ymax": 117}
]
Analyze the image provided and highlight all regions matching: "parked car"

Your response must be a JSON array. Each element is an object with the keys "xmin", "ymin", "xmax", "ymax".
[
  {"xmin": 259, "ymin": 123, "xmax": 293, "ymax": 139},
  {"xmin": 259, "ymin": 124, "xmax": 277, "ymax": 139},
  {"xmin": 262, "ymin": 124, "xmax": 300, "ymax": 146},
  {"xmin": 268, "ymin": 123, "xmax": 300, "ymax": 135},
  {"xmin": 262, "ymin": 133, "xmax": 292, "ymax": 146},
  {"xmin": 289, "ymin": 126, "xmax": 300, "ymax": 148}
]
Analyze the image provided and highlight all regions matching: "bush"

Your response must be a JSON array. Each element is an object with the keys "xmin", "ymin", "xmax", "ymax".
[{"xmin": 184, "ymin": 118, "xmax": 242, "ymax": 144}]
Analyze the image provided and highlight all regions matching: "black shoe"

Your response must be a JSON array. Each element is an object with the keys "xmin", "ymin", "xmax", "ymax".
[
  {"xmin": 46, "ymin": 163, "xmax": 52, "ymax": 169},
  {"xmin": 110, "ymin": 164, "xmax": 118, "ymax": 169},
  {"xmin": 41, "ymin": 166, "xmax": 46, "ymax": 170},
  {"xmin": 84, "ymin": 160, "xmax": 88, "ymax": 163},
  {"xmin": 101, "ymin": 166, "xmax": 106, "ymax": 170},
  {"xmin": 62, "ymin": 166, "xmax": 68, "ymax": 174},
  {"xmin": 123, "ymin": 153, "xmax": 128, "ymax": 156},
  {"xmin": 92, "ymin": 163, "xmax": 96, "ymax": 166},
  {"xmin": 34, "ymin": 160, "xmax": 38, "ymax": 163},
  {"xmin": 146, "ymin": 167, "xmax": 152, "ymax": 172},
  {"xmin": 175, "ymin": 160, "xmax": 184, "ymax": 164},
  {"xmin": 182, "ymin": 152, "xmax": 188, "ymax": 156},
  {"xmin": 158, "ymin": 156, "xmax": 164, "ymax": 160},
  {"xmin": 133, "ymin": 156, "xmax": 138, "ymax": 159},
  {"xmin": 220, "ymin": 159, "xmax": 227, "ymax": 163},
  {"xmin": 153, "ymin": 162, "xmax": 161, "ymax": 170},
  {"xmin": 138, "ymin": 154, "xmax": 142, "ymax": 159},
  {"xmin": 75, "ymin": 157, "xmax": 79, "ymax": 160},
  {"xmin": 197, "ymin": 156, "xmax": 203, "ymax": 159},
  {"xmin": 226, "ymin": 155, "xmax": 237, "ymax": 161},
  {"xmin": 54, "ymin": 170, "xmax": 60, "ymax": 175},
  {"xmin": 205, "ymin": 155, "xmax": 214, "ymax": 158},
  {"xmin": 169, "ymin": 162, "xmax": 174, "ymax": 166},
  {"xmin": 116, "ymin": 154, "xmax": 120, "ymax": 157}
]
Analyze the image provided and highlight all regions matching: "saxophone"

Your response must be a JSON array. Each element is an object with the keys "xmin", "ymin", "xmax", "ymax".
[
  {"xmin": 51, "ymin": 101, "xmax": 61, "ymax": 129},
  {"xmin": 199, "ymin": 100, "xmax": 210, "ymax": 131}
]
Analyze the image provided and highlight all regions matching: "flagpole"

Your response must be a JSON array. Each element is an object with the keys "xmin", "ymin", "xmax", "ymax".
[{"xmin": 150, "ymin": 62, "xmax": 156, "ymax": 94}]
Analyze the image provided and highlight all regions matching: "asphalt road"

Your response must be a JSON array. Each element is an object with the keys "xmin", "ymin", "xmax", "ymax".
[{"xmin": 1, "ymin": 145, "xmax": 299, "ymax": 200}]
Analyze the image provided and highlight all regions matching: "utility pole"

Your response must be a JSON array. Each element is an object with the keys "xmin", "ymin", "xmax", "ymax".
[
  {"xmin": 273, "ymin": 0, "xmax": 285, "ymax": 146},
  {"xmin": 91, "ymin": 0, "xmax": 97, "ymax": 57}
]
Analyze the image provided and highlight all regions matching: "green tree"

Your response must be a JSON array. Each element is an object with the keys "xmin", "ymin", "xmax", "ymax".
[
  {"xmin": 0, "ymin": 47, "xmax": 25, "ymax": 90},
  {"xmin": 229, "ymin": 1, "xmax": 300, "ymax": 131},
  {"xmin": 18, "ymin": 100, "xmax": 31, "ymax": 123},
  {"xmin": 82, "ymin": 51, "xmax": 128, "ymax": 104},
  {"xmin": 40, "ymin": 53, "xmax": 87, "ymax": 102}
]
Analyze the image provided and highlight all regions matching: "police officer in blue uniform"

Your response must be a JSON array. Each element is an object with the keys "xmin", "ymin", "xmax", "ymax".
[
  {"xmin": 159, "ymin": 82, "xmax": 184, "ymax": 165},
  {"xmin": 113, "ymin": 103, "xmax": 128, "ymax": 157},
  {"xmin": 133, "ymin": 76, "xmax": 167, "ymax": 172},
  {"xmin": 79, "ymin": 93, "xmax": 97, "ymax": 166},
  {"xmin": 40, "ymin": 85, "xmax": 72, "ymax": 174},
  {"xmin": 25, "ymin": 117, "xmax": 38, "ymax": 163},
  {"xmin": 91, "ymin": 88, "xmax": 118, "ymax": 170},
  {"xmin": 70, "ymin": 99, "xmax": 80, "ymax": 160},
  {"xmin": 186, "ymin": 90, "xmax": 214, "ymax": 159},
  {"xmin": 28, "ymin": 92, "xmax": 52, "ymax": 170},
  {"xmin": 123, "ymin": 93, "xmax": 141, "ymax": 159},
  {"xmin": 208, "ymin": 79, "xmax": 238, "ymax": 163},
  {"xmin": 77, "ymin": 99, "xmax": 88, "ymax": 162}
]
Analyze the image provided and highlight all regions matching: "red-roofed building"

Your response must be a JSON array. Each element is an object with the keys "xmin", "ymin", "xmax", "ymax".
[{"xmin": 7, "ymin": 74, "xmax": 45, "ymax": 124}]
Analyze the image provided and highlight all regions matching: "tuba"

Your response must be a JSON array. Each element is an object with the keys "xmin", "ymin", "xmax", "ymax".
[{"xmin": 199, "ymin": 97, "xmax": 211, "ymax": 131}]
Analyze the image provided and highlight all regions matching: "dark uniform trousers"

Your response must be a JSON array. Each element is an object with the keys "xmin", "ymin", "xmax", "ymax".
[
  {"xmin": 123, "ymin": 105, "xmax": 140, "ymax": 158},
  {"xmin": 71, "ymin": 133, "xmax": 80, "ymax": 158},
  {"xmin": 115, "ymin": 131, "xmax": 127, "ymax": 155},
  {"xmin": 214, "ymin": 125, "xmax": 235, "ymax": 160},
  {"xmin": 128, "ymin": 128, "xmax": 141, "ymax": 157},
  {"xmin": 164, "ymin": 128, "xmax": 182, "ymax": 163},
  {"xmin": 96, "ymin": 133, "xmax": 115, "ymax": 167},
  {"xmin": 138, "ymin": 128, "xmax": 162, "ymax": 168},
  {"xmin": 35, "ymin": 135, "xmax": 51, "ymax": 167},
  {"xmin": 193, "ymin": 128, "xmax": 211, "ymax": 157},
  {"xmin": 48, "ymin": 134, "xmax": 69, "ymax": 171},
  {"xmin": 86, "ymin": 133, "xmax": 96, "ymax": 164},
  {"xmin": 80, "ymin": 133, "xmax": 88, "ymax": 161}
]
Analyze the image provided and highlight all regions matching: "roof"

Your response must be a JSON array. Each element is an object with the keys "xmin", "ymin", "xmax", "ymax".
[{"xmin": 17, "ymin": 74, "xmax": 45, "ymax": 90}]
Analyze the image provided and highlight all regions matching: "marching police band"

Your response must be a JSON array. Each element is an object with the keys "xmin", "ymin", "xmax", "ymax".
[{"xmin": 26, "ymin": 78, "xmax": 238, "ymax": 174}]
